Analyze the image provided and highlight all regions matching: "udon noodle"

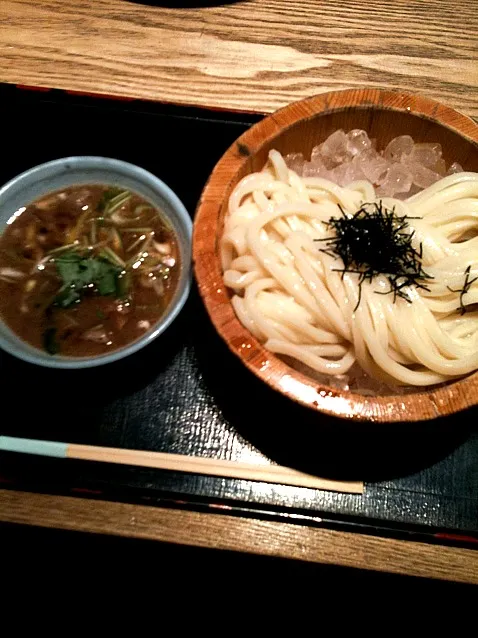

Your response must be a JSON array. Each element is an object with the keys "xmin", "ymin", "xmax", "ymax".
[{"xmin": 220, "ymin": 150, "xmax": 478, "ymax": 388}]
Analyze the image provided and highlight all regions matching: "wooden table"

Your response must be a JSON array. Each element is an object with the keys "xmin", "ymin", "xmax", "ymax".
[
  {"xmin": 1, "ymin": 0, "xmax": 477, "ymax": 584},
  {"xmin": 2, "ymin": 0, "xmax": 477, "ymax": 116}
]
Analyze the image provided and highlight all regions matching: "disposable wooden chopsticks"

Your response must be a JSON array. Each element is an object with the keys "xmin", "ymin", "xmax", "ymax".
[{"xmin": 0, "ymin": 436, "xmax": 363, "ymax": 494}]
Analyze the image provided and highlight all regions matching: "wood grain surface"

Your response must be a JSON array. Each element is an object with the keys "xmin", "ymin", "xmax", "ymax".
[
  {"xmin": 1, "ymin": 0, "xmax": 477, "ymax": 117},
  {"xmin": 1, "ymin": 489, "xmax": 477, "ymax": 583}
]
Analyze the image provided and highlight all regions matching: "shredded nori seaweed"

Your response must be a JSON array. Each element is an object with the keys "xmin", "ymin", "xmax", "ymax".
[
  {"xmin": 316, "ymin": 202, "xmax": 432, "ymax": 310},
  {"xmin": 447, "ymin": 265, "xmax": 478, "ymax": 315}
]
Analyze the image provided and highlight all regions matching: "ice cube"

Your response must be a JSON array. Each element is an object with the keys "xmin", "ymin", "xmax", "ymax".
[
  {"xmin": 447, "ymin": 161, "xmax": 464, "ymax": 175},
  {"xmin": 310, "ymin": 144, "xmax": 323, "ymax": 163},
  {"xmin": 303, "ymin": 162, "xmax": 322, "ymax": 177},
  {"xmin": 383, "ymin": 135, "xmax": 414, "ymax": 162},
  {"xmin": 285, "ymin": 152, "xmax": 305, "ymax": 175},
  {"xmin": 330, "ymin": 163, "xmax": 350, "ymax": 186},
  {"xmin": 346, "ymin": 129, "xmax": 372, "ymax": 157},
  {"xmin": 320, "ymin": 130, "xmax": 348, "ymax": 165},
  {"xmin": 434, "ymin": 159, "xmax": 447, "ymax": 176},
  {"xmin": 310, "ymin": 143, "xmax": 336, "ymax": 170},
  {"xmin": 408, "ymin": 143, "xmax": 442, "ymax": 168},
  {"xmin": 407, "ymin": 184, "xmax": 423, "ymax": 198},
  {"xmin": 349, "ymin": 157, "xmax": 367, "ymax": 182},
  {"xmin": 359, "ymin": 150, "xmax": 389, "ymax": 184},
  {"xmin": 377, "ymin": 164, "xmax": 413, "ymax": 197},
  {"xmin": 411, "ymin": 164, "xmax": 441, "ymax": 189}
]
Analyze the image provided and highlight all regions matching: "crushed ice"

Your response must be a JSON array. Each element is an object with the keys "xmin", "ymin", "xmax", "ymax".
[{"xmin": 285, "ymin": 130, "xmax": 464, "ymax": 198}]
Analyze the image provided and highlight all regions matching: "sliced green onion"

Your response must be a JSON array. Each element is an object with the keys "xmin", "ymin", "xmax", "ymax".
[
  {"xmin": 98, "ymin": 250, "xmax": 118, "ymax": 267},
  {"xmin": 67, "ymin": 208, "xmax": 91, "ymax": 243},
  {"xmin": 90, "ymin": 219, "xmax": 97, "ymax": 244},
  {"xmin": 126, "ymin": 234, "xmax": 147, "ymax": 253},
  {"xmin": 127, "ymin": 231, "xmax": 155, "ymax": 254},
  {"xmin": 109, "ymin": 228, "xmax": 123, "ymax": 254},
  {"xmin": 126, "ymin": 237, "xmax": 151, "ymax": 268},
  {"xmin": 47, "ymin": 242, "xmax": 80, "ymax": 256},
  {"xmin": 104, "ymin": 191, "xmax": 131, "ymax": 215},
  {"xmin": 100, "ymin": 246, "xmax": 126, "ymax": 268}
]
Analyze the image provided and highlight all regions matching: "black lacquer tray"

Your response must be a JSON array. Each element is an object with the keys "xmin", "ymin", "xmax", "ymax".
[{"xmin": 0, "ymin": 84, "xmax": 477, "ymax": 545}]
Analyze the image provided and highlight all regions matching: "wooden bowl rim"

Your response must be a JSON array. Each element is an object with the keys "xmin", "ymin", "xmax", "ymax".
[{"xmin": 193, "ymin": 88, "xmax": 478, "ymax": 422}]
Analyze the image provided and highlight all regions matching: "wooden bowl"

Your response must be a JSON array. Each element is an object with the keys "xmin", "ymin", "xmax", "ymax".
[{"xmin": 193, "ymin": 89, "xmax": 478, "ymax": 422}]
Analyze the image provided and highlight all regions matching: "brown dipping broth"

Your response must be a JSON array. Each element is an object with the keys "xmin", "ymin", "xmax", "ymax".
[{"xmin": 0, "ymin": 185, "xmax": 180, "ymax": 356}]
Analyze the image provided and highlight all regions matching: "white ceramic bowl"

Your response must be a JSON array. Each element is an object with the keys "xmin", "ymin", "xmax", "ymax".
[{"xmin": 0, "ymin": 157, "xmax": 192, "ymax": 368}]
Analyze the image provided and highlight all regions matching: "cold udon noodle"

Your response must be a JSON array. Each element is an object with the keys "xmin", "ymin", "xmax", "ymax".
[{"xmin": 221, "ymin": 150, "xmax": 478, "ymax": 388}]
